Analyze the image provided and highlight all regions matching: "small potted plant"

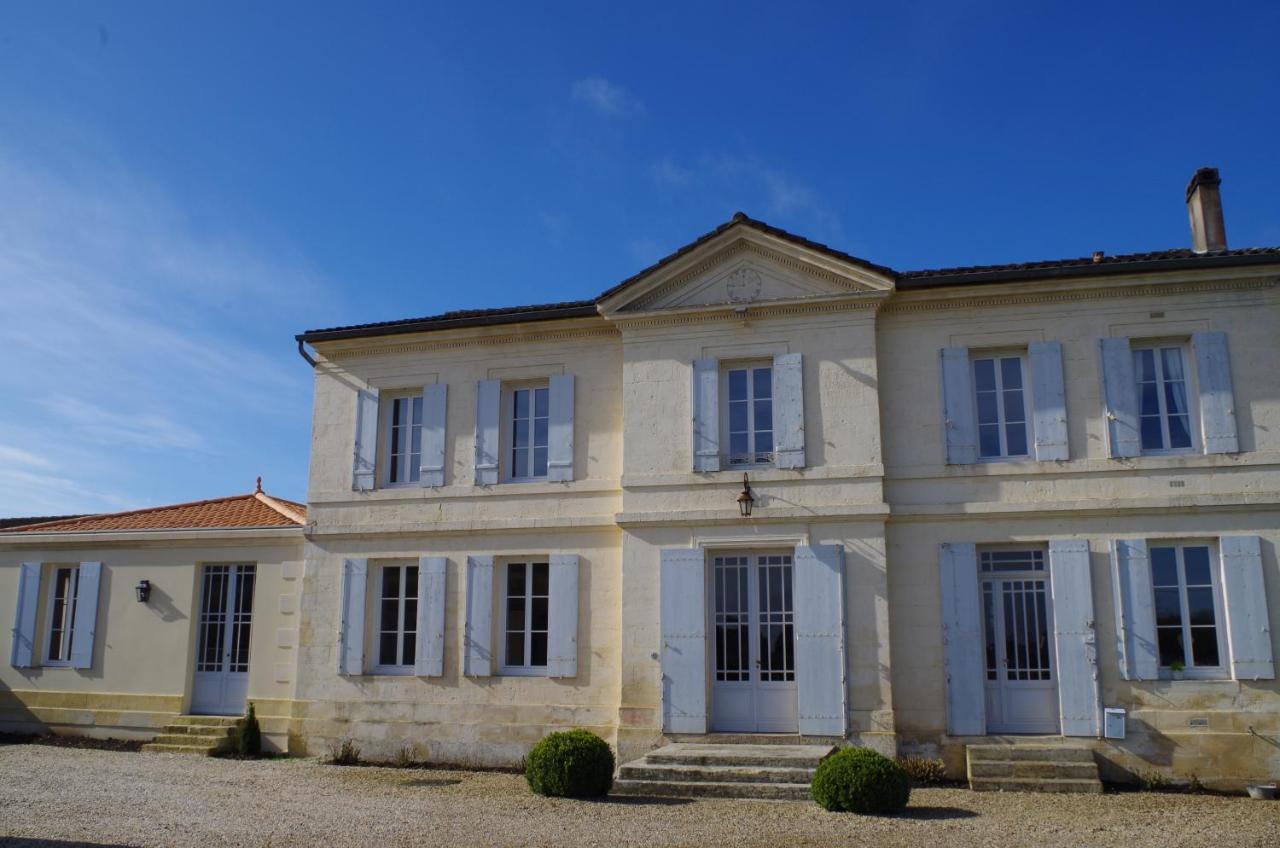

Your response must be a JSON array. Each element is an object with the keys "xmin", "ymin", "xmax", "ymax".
[{"xmin": 1169, "ymin": 660, "xmax": 1186, "ymax": 681}]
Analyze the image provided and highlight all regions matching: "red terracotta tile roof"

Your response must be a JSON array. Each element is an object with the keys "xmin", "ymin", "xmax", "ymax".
[{"xmin": 7, "ymin": 491, "xmax": 306, "ymax": 533}]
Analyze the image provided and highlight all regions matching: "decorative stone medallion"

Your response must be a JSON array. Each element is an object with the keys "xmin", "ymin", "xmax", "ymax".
[{"xmin": 726, "ymin": 267, "xmax": 764, "ymax": 303}]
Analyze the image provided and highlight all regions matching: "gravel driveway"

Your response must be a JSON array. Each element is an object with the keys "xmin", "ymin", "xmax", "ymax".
[{"xmin": 1, "ymin": 745, "xmax": 1276, "ymax": 848}]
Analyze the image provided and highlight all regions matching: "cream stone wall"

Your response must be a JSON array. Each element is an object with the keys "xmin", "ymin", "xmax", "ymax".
[{"xmin": 0, "ymin": 531, "xmax": 303, "ymax": 748}]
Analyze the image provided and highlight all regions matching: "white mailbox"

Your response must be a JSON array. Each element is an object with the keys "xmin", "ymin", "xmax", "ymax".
[{"xmin": 1104, "ymin": 707, "xmax": 1126, "ymax": 739}]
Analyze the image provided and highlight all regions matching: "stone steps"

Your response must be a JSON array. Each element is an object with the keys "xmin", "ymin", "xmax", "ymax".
[
  {"xmin": 612, "ymin": 743, "xmax": 833, "ymax": 801},
  {"xmin": 141, "ymin": 715, "xmax": 238, "ymax": 756},
  {"xmin": 966, "ymin": 744, "xmax": 1101, "ymax": 794}
]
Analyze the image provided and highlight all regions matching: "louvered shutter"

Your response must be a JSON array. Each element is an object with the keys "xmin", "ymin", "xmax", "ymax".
[
  {"xmin": 10, "ymin": 563, "xmax": 41, "ymax": 668},
  {"xmin": 1099, "ymin": 338, "xmax": 1140, "ymax": 458},
  {"xmin": 940, "ymin": 348, "xmax": 977, "ymax": 464},
  {"xmin": 547, "ymin": 375, "xmax": 575, "ymax": 482},
  {"xmin": 464, "ymin": 555, "xmax": 494, "ymax": 676},
  {"xmin": 419, "ymin": 384, "xmax": 448, "ymax": 487},
  {"xmin": 1192, "ymin": 332, "xmax": 1239, "ymax": 454},
  {"xmin": 1220, "ymin": 536, "xmax": 1274, "ymax": 680},
  {"xmin": 772, "ymin": 353, "xmax": 806, "ymax": 469},
  {"xmin": 939, "ymin": 542, "xmax": 984, "ymax": 735},
  {"xmin": 474, "ymin": 380, "xmax": 500, "ymax": 485},
  {"xmin": 1049, "ymin": 540, "xmax": 1099, "ymax": 737},
  {"xmin": 1110, "ymin": 539, "xmax": 1158, "ymax": 680},
  {"xmin": 547, "ymin": 554, "xmax": 579, "ymax": 677},
  {"xmin": 352, "ymin": 389, "xmax": 379, "ymax": 491},
  {"xmin": 69, "ymin": 562, "xmax": 102, "ymax": 669},
  {"xmin": 1029, "ymin": 341, "xmax": 1069, "ymax": 461},
  {"xmin": 691, "ymin": 359, "xmax": 720, "ymax": 472},
  {"xmin": 415, "ymin": 557, "xmax": 447, "ymax": 677},
  {"xmin": 794, "ymin": 544, "xmax": 846, "ymax": 735},
  {"xmin": 660, "ymin": 548, "xmax": 707, "ymax": 733},
  {"xmin": 338, "ymin": 559, "xmax": 367, "ymax": 675}
]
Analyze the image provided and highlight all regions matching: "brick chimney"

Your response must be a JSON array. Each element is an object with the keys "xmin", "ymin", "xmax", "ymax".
[{"xmin": 1186, "ymin": 167, "xmax": 1227, "ymax": 253}]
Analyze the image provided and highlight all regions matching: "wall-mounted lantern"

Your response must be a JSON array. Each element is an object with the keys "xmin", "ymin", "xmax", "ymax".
[
  {"xmin": 135, "ymin": 579, "xmax": 151, "ymax": 604},
  {"xmin": 737, "ymin": 473, "xmax": 755, "ymax": 518}
]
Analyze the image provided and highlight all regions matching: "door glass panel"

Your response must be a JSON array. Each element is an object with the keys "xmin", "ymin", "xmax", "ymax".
[
  {"xmin": 756, "ymin": 555, "xmax": 794, "ymax": 682},
  {"xmin": 997, "ymin": 577, "xmax": 1052, "ymax": 682},
  {"xmin": 713, "ymin": 556, "xmax": 750, "ymax": 682}
]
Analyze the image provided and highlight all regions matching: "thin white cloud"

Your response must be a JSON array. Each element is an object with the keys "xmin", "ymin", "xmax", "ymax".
[
  {"xmin": 650, "ymin": 158, "xmax": 694, "ymax": 188},
  {"xmin": 571, "ymin": 76, "xmax": 646, "ymax": 118},
  {"xmin": 39, "ymin": 396, "xmax": 207, "ymax": 452},
  {"xmin": 0, "ymin": 467, "xmax": 137, "ymax": 517},
  {"xmin": 0, "ymin": 445, "xmax": 53, "ymax": 469}
]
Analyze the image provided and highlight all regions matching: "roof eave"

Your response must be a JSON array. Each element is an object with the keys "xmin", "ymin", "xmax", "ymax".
[
  {"xmin": 898, "ymin": 251, "xmax": 1280, "ymax": 289},
  {"xmin": 297, "ymin": 302, "xmax": 600, "ymax": 345}
]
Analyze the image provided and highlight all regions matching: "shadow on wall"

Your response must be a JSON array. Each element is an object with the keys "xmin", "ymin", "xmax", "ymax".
[
  {"xmin": 0, "ymin": 678, "xmax": 47, "ymax": 737},
  {"xmin": 143, "ymin": 581, "xmax": 186, "ymax": 624}
]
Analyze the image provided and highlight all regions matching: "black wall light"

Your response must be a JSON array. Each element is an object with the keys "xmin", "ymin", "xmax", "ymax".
[
  {"xmin": 135, "ymin": 579, "xmax": 151, "ymax": 604},
  {"xmin": 737, "ymin": 473, "xmax": 755, "ymax": 517}
]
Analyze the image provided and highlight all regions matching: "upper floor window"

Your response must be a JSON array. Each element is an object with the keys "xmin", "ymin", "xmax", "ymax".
[
  {"xmin": 375, "ymin": 563, "xmax": 418, "ymax": 673},
  {"xmin": 1134, "ymin": 345, "xmax": 1193, "ymax": 453},
  {"xmin": 44, "ymin": 565, "xmax": 80, "ymax": 665},
  {"xmin": 1151, "ymin": 543, "xmax": 1224, "ymax": 675},
  {"xmin": 500, "ymin": 560, "xmax": 549, "ymax": 674},
  {"xmin": 973, "ymin": 354, "xmax": 1030, "ymax": 459},
  {"xmin": 505, "ymin": 384, "xmax": 549, "ymax": 481},
  {"xmin": 724, "ymin": 363, "xmax": 773, "ymax": 467},
  {"xmin": 384, "ymin": 394, "xmax": 424, "ymax": 486}
]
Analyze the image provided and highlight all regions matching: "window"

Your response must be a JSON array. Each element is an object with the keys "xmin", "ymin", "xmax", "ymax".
[
  {"xmin": 1134, "ymin": 345, "xmax": 1194, "ymax": 453},
  {"xmin": 44, "ymin": 565, "xmax": 80, "ymax": 665},
  {"xmin": 384, "ymin": 394, "xmax": 424, "ymax": 485},
  {"xmin": 724, "ymin": 364, "xmax": 773, "ymax": 467},
  {"xmin": 501, "ymin": 561, "xmax": 549, "ymax": 674},
  {"xmin": 375, "ymin": 563, "xmax": 418, "ymax": 672},
  {"xmin": 973, "ymin": 354, "xmax": 1029, "ymax": 459},
  {"xmin": 506, "ymin": 384, "xmax": 549, "ymax": 481},
  {"xmin": 1151, "ymin": 544, "xmax": 1224, "ymax": 674}
]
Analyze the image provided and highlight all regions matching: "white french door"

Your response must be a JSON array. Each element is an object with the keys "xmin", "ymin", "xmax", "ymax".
[
  {"xmin": 709, "ymin": 552, "xmax": 798, "ymax": 733},
  {"xmin": 981, "ymin": 551, "xmax": 1059, "ymax": 734},
  {"xmin": 191, "ymin": 564, "xmax": 256, "ymax": 716}
]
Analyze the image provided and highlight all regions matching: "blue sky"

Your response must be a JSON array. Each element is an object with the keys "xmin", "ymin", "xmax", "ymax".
[{"xmin": 1, "ymin": 2, "xmax": 1277, "ymax": 514}]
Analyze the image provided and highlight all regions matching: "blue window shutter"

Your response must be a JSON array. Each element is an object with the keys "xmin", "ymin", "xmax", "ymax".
[
  {"xmin": 1029, "ymin": 341, "xmax": 1069, "ymax": 461},
  {"xmin": 940, "ymin": 348, "xmax": 977, "ymax": 464},
  {"xmin": 68, "ymin": 562, "xmax": 102, "ymax": 670},
  {"xmin": 772, "ymin": 353, "xmax": 806, "ymax": 469},
  {"xmin": 464, "ymin": 555, "xmax": 494, "ymax": 676},
  {"xmin": 415, "ymin": 557, "xmax": 447, "ymax": 677},
  {"xmin": 352, "ymin": 389, "xmax": 379, "ymax": 491},
  {"xmin": 10, "ymin": 562, "xmax": 42, "ymax": 668},
  {"xmin": 1110, "ymin": 539, "xmax": 1158, "ymax": 680},
  {"xmin": 1220, "ymin": 536, "xmax": 1274, "ymax": 680},
  {"xmin": 938, "ymin": 542, "xmax": 984, "ymax": 735},
  {"xmin": 1049, "ymin": 539, "xmax": 1100, "ymax": 737},
  {"xmin": 1099, "ymin": 338, "xmax": 1140, "ymax": 458},
  {"xmin": 1192, "ymin": 332, "xmax": 1239, "ymax": 454},
  {"xmin": 474, "ymin": 380, "xmax": 500, "ymax": 485},
  {"xmin": 419, "ymin": 384, "xmax": 447, "ymax": 487},
  {"xmin": 691, "ymin": 359, "xmax": 720, "ymax": 472},
  {"xmin": 547, "ymin": 554, "xmax": 579, "ymax": 677},
  {"xmin": 547, "ymin": 374, "xmax": 575, "ymax": 482},
  {"xmin": 660, "ymin": 548, "xmax": 707, "ymax": 733},
  {"xmin": 794, "ymin": 544, "xmax": 846, "ymax": 736},
  {"xmin": 338, "ymin": 559, "xmax": 367, "ymax": 675}
]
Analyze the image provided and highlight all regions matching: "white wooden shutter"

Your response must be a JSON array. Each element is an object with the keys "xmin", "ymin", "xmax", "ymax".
[
  {"xmin": 10, "ymin": 562, "xmax": 41, "ymax": 668},
  {"xmin": 1049, "ymin": 539, "xmax": 1099, "ymax": 737},
  {"xmin": 691, "ymin": 358, "xmax": 720, "ymax": 472},
  {"xmin": 338, "ymin": 558, "xmax": 367, "ymax": 675},
  {"xmin": 547, "ymin": 374, "xmax": 575, "ymax": 482},
  {"xmin": 464, "ymin": 555, "xmax": 494, "ymax": 676},
  {"xmin": 1110, "ymin": 539, "xmax": 1158, "ymax": 680},
  {"xmin": 68, "ymin": 561, "xmax": 102, "ymax": 670},
  {"xmin": 419, "ymin": 384, "xmax": 447, "ymax": 487},
  {"xmin": 940, "ymin": 348, "xmax": 977, "ymax": 465},
  {"xmin": 474, "ymin": 380, "xmax": 500, "ymax": 485},
  {"xmin": 1029, "ymin": 341, "xmax": 1069, "ymax": 461},
  {"xmin": 415, "ymin": 556, "xmax": 447, "ymax": 677},
  {"xmin": 1192, "ymin": 331, "xmax": 1239, "ymax": 454},
  {"xmin": 1099, "ymin": 337, "xmax": 1141, "ymax": 458},
  {"xmin": 352, "ymin": 388, "xmax": 379, "ymax": 491},
  {"xmin": 938, "ymin": 542, "xmax": 984, "ymax": 735},
  {"xmin": 772, "ymin": 353, "xmax": 806, "ymax": 469},
  {"xmin": 794, "ymin": 544, "xmax": 846, "ymax": 736},
  {"xmin": 547, "ymin": 554, "xmax": 579, "ymax": 677},
  {"xmin": 1219, "ymin": 536, "xmax": 1274, "ymax": 680},
  {"xmin": 660, "ymin": 548, "xmax": 707, "ymax": 733}
]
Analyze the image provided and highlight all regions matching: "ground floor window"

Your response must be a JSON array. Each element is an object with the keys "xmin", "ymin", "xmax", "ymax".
[
  {"xmin": 501, "ymin": 561, "xmax": 549, "ymax": 673},
  {"xmin": 1151, "ymin": 543, "xmax": 1224, "ymax": 674},
  {"xmin": 376, "ymin": 563, "xmax": 418, "ymax": 671},
  {"xmin": 44, "ymin": 565, "xmax": 80, "ymax": 664}
]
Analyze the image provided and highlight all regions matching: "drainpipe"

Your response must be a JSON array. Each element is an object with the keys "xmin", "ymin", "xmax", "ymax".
[{"xmin": 296, "ymin": 338, "xmax": 318, "ymax": 368}]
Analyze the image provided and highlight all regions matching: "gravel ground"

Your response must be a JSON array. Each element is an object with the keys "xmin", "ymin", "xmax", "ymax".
[{"xmin": 1, "ymin": 746, "xmax": 1276, "ymax": 848}]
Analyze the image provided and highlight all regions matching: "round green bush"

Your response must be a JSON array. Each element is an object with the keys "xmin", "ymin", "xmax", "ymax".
[
  {"xmin": 524, "ymin": 729, "xmax": 615, "ymax": 798},
  {"xmin": 811, "ymin": 747, "xmax": 911, "ymax": 814}
]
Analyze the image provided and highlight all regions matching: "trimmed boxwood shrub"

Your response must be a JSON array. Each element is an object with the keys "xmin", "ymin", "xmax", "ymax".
[
  {"xmin": 524, "ymin": 729, "xmax": 615, "ymax": 798},
  {"xmin": 811, "ymin": 747, "xmax": 910, "ymax": 814}
]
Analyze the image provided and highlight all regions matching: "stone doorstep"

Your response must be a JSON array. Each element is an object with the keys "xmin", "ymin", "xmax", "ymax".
[
  {"xmin": 147, "ymin": 733, "xmax": 231, "ymax": 747},
  {"xmin": 969, "ymin": 777, "xmax": 1103, "ymax": 794},
  {"xmin": 966, "ymin": 745, "xmax": 1096, "ymax": 763},
  {"xmin": 644, "ymin": 743, "xmax": 836, "ymax": 769},
  {"xmin": 139, "ymin": 743, "xmax": 222, "ymax": 755},
  {"xmin": 618, "ymin": 762, "xmax": 817, "ymax": 785},
  {"xmin": 968, "ymin": 760, "xmax": 1099, "ymax": 779},
  {"xmin": 965, "ymin": 743, "xmax": 1102, "ymax": 794},
  {"xmin": 169, "ymin": 715, "xmax": 241, "ymax": 727},
  {"xmin": 611, "ymin": 743, "xmax": 834, "ymax": 801},
  {"xmin": 611, "ymin": 778, "xmax": 812, "ymax": 801}
]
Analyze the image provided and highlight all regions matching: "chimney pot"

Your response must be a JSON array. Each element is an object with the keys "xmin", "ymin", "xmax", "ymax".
[{"xmin": 1186, "ymin": 167, "xmax": 1227, "ymax": 253}]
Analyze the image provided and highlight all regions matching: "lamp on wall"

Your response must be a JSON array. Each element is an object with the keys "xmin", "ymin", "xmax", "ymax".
[
  {"xmin": 736, "ymin": 473, "xmax": 755, "ymax": 518},
  {"xmin": 135, "ymin": 579, "xmax": 151, "ymax": 604}
]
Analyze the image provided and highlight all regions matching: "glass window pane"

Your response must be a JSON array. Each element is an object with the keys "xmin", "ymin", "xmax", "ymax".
[
  {"xmin": 1139, "ymin": 381, "xmax": 1159, "ymax": 416},
  {"xmin": 1000, "ymin": 357, "xmax": 1022, "ymax": 389},
  {"xmin": 1154, "ymin": 588, "xmax": 1183, "ymax": 627},
  {"xmin": 534, "ymin": 417, "xmax": 548, "ymax": 449},
  {"xmin": 405, "ymin": 566, "xmax": 418, "ymax": 598},
  {"xmin": 1157, "ymin": 628, "xmax": 1184, "ymax": 667},
  {"xmin": 728, "ymin": 369, "xmax": 747, "ymax": 400},
  {"xmin": 1167, "ymin": 415, "xmax": 1192, "ymax": 449},
  {"xmin": 729, "ymin": 401, "xmax": 748, "ymax": 432},
  {"xmin": 382, "ymin": 567, "xmax": 399, "ymax": 597},
  {"xmin": 392, "ymin": 398, "xmax": 404, "ymax": 428},
  {"xmin": 1140, "ymin": 416, "xmax": 1164, "ymax": 450},
  {"xmin": 530, "ymin": 632, "xmax": 548, "ymax": 666},
  {"xmin": 1161, "ymin": 348, "xmax": 1184, "ymax": 380},
  {"xmin": 512, "ymin": 448, "xmax": 528, "ymax": 477},
  {"xmin": 381, "ymin": 598, "xmax": 399, "ymax": 629},
  {"xmin": 976, "ymin": 392, "xmax": 999, "ymax": 424},
  {"xmin": 1150, "ymin": 548, "xmax": 1178, "ymax": 586},
  {"xmin": 507, "ymin": 564, "xmax": 525, "ymax": 597},
  {"xmin": 402, "ymin": 632, "xmax": 415, "ymax": 666},
  {"xmin": 1183, "ymin": 547, "xmax": 1212, "ymax": 585},
  {"xmin": 979, "ymin": 424, "xmax": 1001, "ymax": 458},
  {"xmin": 974, "ymin": 359, "xmax": 996, "ymax": 392},
  {"xmin": 756, "ymin": 430, "xmax": 773, "ymax": 454},
  {"xmin": 534, "ymin": 387, "xmax": 549, "ymax": 418},
  {"xmin": 506, "ymin": 597, "xmax": 525, "ymax": 631},
  {"xmin": 1005, "ymin": 422, "xmax": 1028, "ymax": 456},
  {"xmin": 1134, "ymin": 349, "xmax": 1156, "ymax": 382},
  {"xmin": 412, "ymin": 396, "xmax": 423, "ymax": 425},
  {"xmin": 1190, "ymin": 627, "xmax": 1220, "ymax": 667},
  {"xmin": 730, "ymin": 433, "xmax": 749, "ymax": 455},
  {"xmin": 754, "ymin": 399, "xmax": 771, "ymax": 431},
  {"xmin": 514, "ymin": 418, "xmax": 529, "ymax": 448},
  {"xmin": 532, "ymin": 564, "xmax": 549, "ymax": 596},
  {"xmin": 533, "ymin": 447, "xmax": 548, "ymax": 477},
  {"xmin": 506, "ymin": 632, "xmax": 524, "ymax": 665},
  {"xmin": 753, "ymin": 367, "xmax": 772, "ymax": 398},
  {"xmin": 1003, "ymin": 390, "xmax": 1026, "ymax": 423},
  {"xmin": 1164, "ymin": 381, "xmax": 1188, "ymax": 416},
  {"xmin": 379, "ymin": 632, "xmax": 398, "ymax": 666},
  {"xmin": 531, "ymin": 597, "xmax": 548, "ymax": 631},
  {"xmin": 1186, "ymin": 588, "xmax": 1216, "ymax": 626}
]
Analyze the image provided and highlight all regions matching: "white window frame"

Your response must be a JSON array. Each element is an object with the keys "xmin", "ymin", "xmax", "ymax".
[
  {"xmin": 43, "ymin": 564, "xmax": 80, "ymax": 667},
  {"xmin": 371, "ymin": 562, "xmax": 418, "ymax": 675},
  {"xmin": 1149, "ymin": 540, "xmax": 1227, "ymax": 680},
  {"xmin": 501, "ymin": 381, "xmax": 550, "ymax": 483},
  {"xmin": 380, "ymin": 392, "xmax": 424, "ymax": 488},
  {"xmin": 720, "ymin": 360, "xmax": 775, "ymax": 469},
  {"xmin": 1132, "ymin": 341, "xmax": 1199, "ymax": 456},
  {"xmin": 497, "ymin": 559, "xmax": 550, "ymax": 676},
  {"xmin": 971, "ymin": 350, "xmax": 1033, "ymax": 461}
]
